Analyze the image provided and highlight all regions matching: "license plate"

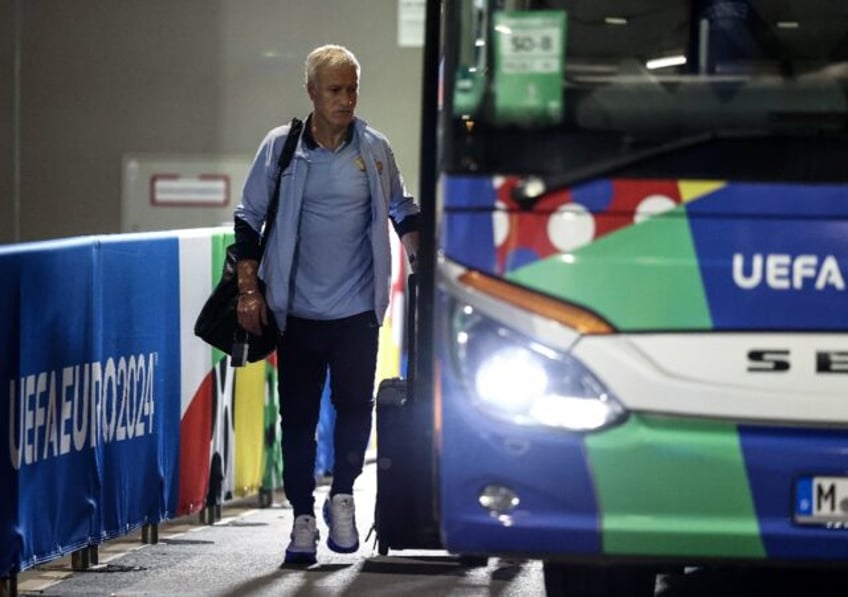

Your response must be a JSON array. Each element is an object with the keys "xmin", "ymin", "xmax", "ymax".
[{"xmin": 795, "ymin": 477, "xmax": 848, "ymax": 524}]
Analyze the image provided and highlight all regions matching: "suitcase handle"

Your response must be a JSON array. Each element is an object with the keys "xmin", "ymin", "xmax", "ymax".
[{"xmin": 405, "ymin": 273, "xmax": 417, "ymax": 387}]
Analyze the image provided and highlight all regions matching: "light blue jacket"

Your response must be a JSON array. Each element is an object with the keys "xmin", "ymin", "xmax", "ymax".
[{"xmin": 234, "ymin": 117, "xmax": 419, "ymax": 333}]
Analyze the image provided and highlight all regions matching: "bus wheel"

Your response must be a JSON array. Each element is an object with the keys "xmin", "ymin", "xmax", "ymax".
[
  {"xmin": 543, "ymin": 562, "xmax": 656, "ymax": 597},
  {"xmin": 458, "ymin": 555, "xmax": 488, "ymax": 568}
]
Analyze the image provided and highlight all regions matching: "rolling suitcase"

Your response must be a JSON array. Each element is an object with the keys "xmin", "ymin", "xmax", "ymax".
[{"xmin": 373, "ymin": 273, "xmax": 442, "ymax": 555}]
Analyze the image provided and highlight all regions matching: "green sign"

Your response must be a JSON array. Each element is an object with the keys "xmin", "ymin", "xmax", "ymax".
[{"xmin": 493, "ymin": 10, "xmax": 566, "ymax": 125}]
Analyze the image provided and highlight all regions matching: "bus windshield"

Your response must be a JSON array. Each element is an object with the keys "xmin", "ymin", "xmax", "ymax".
[{"xmin": 443, "ymin": 0, "xmax": 848, "ymax": 183}]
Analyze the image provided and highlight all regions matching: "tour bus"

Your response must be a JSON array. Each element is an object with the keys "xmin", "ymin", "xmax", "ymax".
[{"xmin": 390, "ymin": 1, "xmax": 848, "ymax": 595}]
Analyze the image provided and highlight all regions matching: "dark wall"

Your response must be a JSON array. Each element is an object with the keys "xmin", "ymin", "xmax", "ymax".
[
  {"xmin": 4, "ymin": 0, "xmax": 423, "ymax": 242},
  {"xmin": 0, "ymin": 1, "xmax": 14, "ymax": 243}
]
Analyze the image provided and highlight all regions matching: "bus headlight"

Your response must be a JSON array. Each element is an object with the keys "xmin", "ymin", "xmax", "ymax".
[{"xmin": 451, "ymin": 303, "xmax": 626, "ymax": 432}]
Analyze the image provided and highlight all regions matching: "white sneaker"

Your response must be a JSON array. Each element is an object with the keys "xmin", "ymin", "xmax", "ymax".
[
  {"xmin": 323, "ymin": 494, "xmax": 359, "ymax": 553},
  {"xmin": 285, "ymin": 514, "xmax": 318, "ymax": 565}
]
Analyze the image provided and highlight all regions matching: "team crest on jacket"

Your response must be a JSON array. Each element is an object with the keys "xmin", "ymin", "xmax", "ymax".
[{"xmin": 354, "ymin": 156, "xmax": 366, "ymax": 171}]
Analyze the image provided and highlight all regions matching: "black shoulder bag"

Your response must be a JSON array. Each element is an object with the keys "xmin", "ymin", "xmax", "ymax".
[{"xmin": 194, "ymin": 117, "xmax": 304, "ymax": 364}]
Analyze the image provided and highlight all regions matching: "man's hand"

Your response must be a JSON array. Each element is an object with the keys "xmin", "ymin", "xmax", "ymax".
[
  {"xmin": 400, "ymin": 231, "xmax": 420, "ymax": 273},
  {"xmin": 236, "ymin": 260, "xmax": 268, "ymax": 336}
]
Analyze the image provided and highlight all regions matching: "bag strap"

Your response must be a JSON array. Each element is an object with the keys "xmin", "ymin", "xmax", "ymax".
[{"xmin": 259, "ymin": 117, "xmax": 304, "ymax": 255}]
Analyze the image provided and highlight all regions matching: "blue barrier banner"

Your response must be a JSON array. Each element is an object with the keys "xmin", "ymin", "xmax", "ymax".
[
  {"xmin": 0, "ymin": 234, "xmax": 182, "ymax": 573},
  {"xmin": 1, "ymin": 247, "xmax": 24, "ymax": 576},
  {"xmin": 2, "ymin": 239, "xmax": 99, "ymax": 571},
  {"xmin": 96, "ymin": 237, "xmax": 181, "ymax": 537}
]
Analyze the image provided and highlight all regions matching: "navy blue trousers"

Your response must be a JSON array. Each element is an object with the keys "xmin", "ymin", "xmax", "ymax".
[{"xmin": 276, "ymin": 311, "xmax": 378, "ymax": 517}]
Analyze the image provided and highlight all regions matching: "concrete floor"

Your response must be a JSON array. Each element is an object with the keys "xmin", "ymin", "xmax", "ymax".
[
  {"xmin": 9, "ymin": 461, "xmax": 848, "ymax": 597},
  {"xmin": 10, "ymin": 462, "xmax": 546, "ymax": 597}
]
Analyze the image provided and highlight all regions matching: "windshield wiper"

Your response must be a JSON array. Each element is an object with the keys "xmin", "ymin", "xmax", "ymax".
[{"xmin": 510, "ymin": 129, "xmax": 761, "ymax": 206}]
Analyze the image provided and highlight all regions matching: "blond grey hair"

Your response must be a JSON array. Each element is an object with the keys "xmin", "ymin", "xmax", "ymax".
[{"xmin": 304, "ymin": 45, "xmax": 361, "ymax": 86}]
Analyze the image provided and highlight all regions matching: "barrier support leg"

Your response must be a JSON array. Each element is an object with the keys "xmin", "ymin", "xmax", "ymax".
[
  {"xmin": 259, "ymin": 488, "xmax": 273, "ymax": 508},
  {"xmin": 142, "ymin": 523, "xmax": 159, "ymax": 544},
  {"xmin": 71, "ymin": 547, "xmax": 91, "ymax": 571},
  {"xmin": 0, "ymin": 573, "xmax": 18, "ymax": 597},
  {"xmin": 199, "ymin": 505, "xmax": 221, "ymax": 525}
]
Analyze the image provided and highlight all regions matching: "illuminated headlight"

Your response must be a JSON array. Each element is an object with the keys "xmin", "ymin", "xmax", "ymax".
[{"xmin": 450, "ymin": 302, "xmax": 626, "ymax": 432}]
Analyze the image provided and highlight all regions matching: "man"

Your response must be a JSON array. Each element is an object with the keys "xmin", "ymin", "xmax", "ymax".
[{"xmin": 233, "ymin": 45, "xmax": 419, "ymax": 565}]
